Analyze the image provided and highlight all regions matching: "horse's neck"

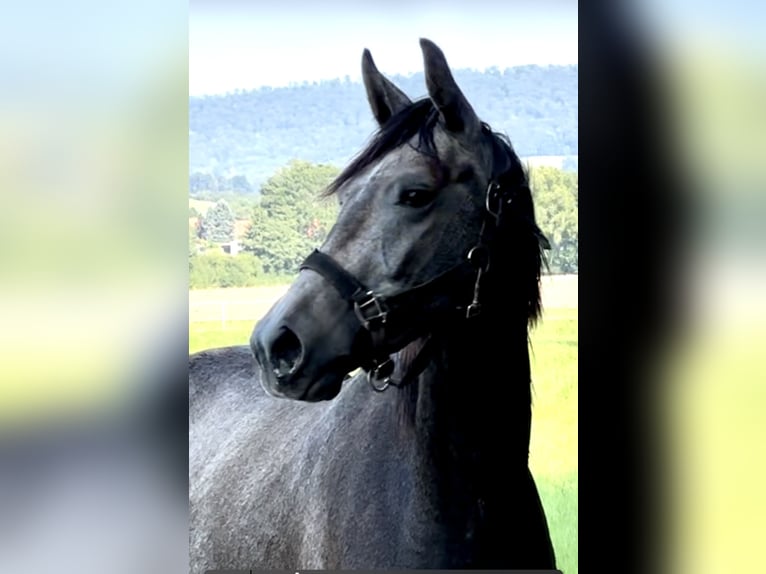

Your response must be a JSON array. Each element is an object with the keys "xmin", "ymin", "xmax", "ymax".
[
  {"xmin": 415, "ymin": 312, "xmax": 532, "ymax": 464},
  {"xmin": 402, "ymin": 310, "xmax": 532, "ymax": 507}
]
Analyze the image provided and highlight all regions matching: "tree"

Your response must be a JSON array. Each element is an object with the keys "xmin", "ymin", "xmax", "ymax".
[
  {"xmin": 243, "ymin": 160, "xmax": 340, "ymax": 275},
  {"xmin": 189, "ymin": 252, "xmax": 263, "ymax": 288},
  {"xmin": 190, "ymin": 172, "xmax": 216, "ymax": 194},
  {"xmin": 529, "ymin": 165, "xmax": 578, "ymax": 273},
  {"xmin": 189, "ymin": 220, "xmax": 200, "ymax": 258},
  {"xmin": 214, "ymin": 173, "xmax": 232, "ymax": 192},
  {"xmin": 199, "ymin": 199, "xmax": 235, "ymax": 244},
  {"xmin": 229, "ymin": 174, "xmax": 253, "ymax": 193}
]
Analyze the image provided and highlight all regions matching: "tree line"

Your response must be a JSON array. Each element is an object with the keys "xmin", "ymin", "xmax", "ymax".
[{"xmin": 189, "ymin": 159, "xmax": 577, "ymax": 289}]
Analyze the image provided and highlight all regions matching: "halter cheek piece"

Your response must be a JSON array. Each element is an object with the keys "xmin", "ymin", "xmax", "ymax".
[{"xmin": 300, "ymin": 178, "xmax": 514, "ymax": 392}]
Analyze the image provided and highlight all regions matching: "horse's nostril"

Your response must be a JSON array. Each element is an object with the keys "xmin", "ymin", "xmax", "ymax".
[{"xmin": 270, "ymin": 328, "xmax": 303, "ymax": 380}]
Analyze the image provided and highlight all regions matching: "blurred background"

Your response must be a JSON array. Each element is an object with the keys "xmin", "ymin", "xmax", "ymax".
[
  {"xmin": 600, "ymin": 3, "xmax": 766, "ymax": 573},
  {"xmin": 0, "ymin": 1, "xmax": 764, "ymax": 573},
  {"xmin": 0, "ymin": 1, "xmax": 190, "ymax": 573}
]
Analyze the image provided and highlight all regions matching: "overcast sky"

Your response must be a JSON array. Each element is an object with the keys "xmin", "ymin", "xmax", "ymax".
[{"xmin": 189, "ymin": 1, "xmax": 578, "ymax": 96}]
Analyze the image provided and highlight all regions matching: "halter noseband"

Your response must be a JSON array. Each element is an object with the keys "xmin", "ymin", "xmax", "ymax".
[{"xmin": 299, "ymin": 177, "xmax": 514, "ymax": 392}]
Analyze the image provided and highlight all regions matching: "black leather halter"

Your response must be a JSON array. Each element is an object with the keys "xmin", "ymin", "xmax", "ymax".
[{"xmin": 299, "ymin": 177, "xmax": 514, "ymax": 391}]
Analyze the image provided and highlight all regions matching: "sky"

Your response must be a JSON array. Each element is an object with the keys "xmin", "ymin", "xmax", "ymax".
[{"xmin": 189, "ymin": 1, "xmax": 578, "ymax": 96}]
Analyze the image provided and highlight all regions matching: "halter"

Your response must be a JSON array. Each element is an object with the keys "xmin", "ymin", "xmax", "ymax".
[{"xmin": 300, "ymin": 176, "xmax": 514, "ymax": 392}]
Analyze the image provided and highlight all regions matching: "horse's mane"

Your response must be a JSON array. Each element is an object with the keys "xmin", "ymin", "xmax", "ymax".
[
  {"xmin": 324, "ymin": 98, "xmax": 549, "ymax": 327},
  {"xmin": 485, "ymin": 128, "xmax": 550, "ymax": 327}
]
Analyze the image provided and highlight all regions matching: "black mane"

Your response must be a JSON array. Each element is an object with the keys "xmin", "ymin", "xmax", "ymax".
[{"xmin": 486, "ymin": 129, "xmax": 550, "ymax": 326}]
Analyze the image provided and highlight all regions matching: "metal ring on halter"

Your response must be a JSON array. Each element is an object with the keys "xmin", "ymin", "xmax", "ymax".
[
  {"xmin": 368, "ymin": 372, "xmax": 391, "ymax": 392},
  {"xmin": 466, "ymin": 244, "xmax": 490, "ymax": 273},
  {"xmin": 367, "ymin": 358, "xmax": 395, "ymax": 392}
]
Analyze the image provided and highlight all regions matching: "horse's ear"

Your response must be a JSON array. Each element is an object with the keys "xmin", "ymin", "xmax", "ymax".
[
  {"xmin": 419, "ymin": 38, "xmax": 480, "ymax": 135},
  {"xmin": 362, "ymin": 49, "xmax": 412, "ymax": 126}
]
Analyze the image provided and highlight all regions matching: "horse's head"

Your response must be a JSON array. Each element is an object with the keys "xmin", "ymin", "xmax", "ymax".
[{"xmin": 252, "ymin": 39, "xmax": 547, "ymax": 401}]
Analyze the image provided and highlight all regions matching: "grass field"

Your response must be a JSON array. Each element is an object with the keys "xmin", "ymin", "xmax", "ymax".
[{"xmin": 189, "ymin": 275, "xmax": 578, "ymax": 572}]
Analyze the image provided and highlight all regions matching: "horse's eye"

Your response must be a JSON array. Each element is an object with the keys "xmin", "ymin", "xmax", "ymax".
[{"xmin": 398, "ymin": 188, "xmax": 437, "ymax": 208}]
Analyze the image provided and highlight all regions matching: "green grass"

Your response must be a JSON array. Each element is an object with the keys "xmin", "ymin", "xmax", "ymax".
[
  {"xmin": 189, "ymin": 320, "xmax": 255, "ymax": 354},
  {"xmin": 530, "ymin": 307, "xmax": 578, "ymax": 574},
  {"xmin": 247, "ymin": 273, "xmax": 300, "ymax": 286},
  {"xmin": 189, "ymin": 300, "xmax": 578, "ymax": 573},
  {"xmin": 538, "ymin": 473, "xmax": 578, "ymax": 573}
]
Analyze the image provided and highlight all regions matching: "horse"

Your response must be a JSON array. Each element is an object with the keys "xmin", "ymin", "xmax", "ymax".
[{"xmin": 189, "ymin": 38, "xmax": 557, "ymax": 571}]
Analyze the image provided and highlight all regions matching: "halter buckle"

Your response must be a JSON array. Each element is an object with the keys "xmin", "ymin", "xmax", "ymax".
[
  {"xmin": 353, "ymin": 290, "xmax": 388, "ymax": 330},
  {"xmin": 466, "ymin": 245, "xmax": 489, "ymax": 319},
  {"xmin": 485, "ymin": 181, "xmax": 502, "ymax": 221},
  {"xmin": 466, "ymin": 302, "xmax": 482, "ymax": 318}
]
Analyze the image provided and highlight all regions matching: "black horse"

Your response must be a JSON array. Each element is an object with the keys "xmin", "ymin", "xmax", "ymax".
[{"xmin": 190, "ymin": 39, "xmax": 557, "ymax": 571}]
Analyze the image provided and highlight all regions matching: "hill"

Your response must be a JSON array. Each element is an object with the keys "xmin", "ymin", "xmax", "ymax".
[{"xmin": 190, "ymin": 65, "xmax": 578, "ymax": 190}]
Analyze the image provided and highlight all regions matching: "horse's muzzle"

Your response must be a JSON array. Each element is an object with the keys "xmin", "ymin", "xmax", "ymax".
[{"xmin": 252, "ymin": 323, "xmax": 305, "ymax": 391}]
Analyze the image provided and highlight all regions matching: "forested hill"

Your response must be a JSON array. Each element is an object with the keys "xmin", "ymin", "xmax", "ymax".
[{"xmin": 190, "ymin": 65, "xmax": 578, "ymax": 190}]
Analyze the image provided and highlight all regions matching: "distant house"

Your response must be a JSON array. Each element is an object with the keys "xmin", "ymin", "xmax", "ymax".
[
  {"xmin": 221, "ymin": 240, "xmax": 240, "ymax": 256},
  {"xmin": 189, "ymin": 217, "xmax": 251, "ymax": 257},
  {"xmin": 222, "ymin": 220, "xmax": 252, "ymax": 256}
]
